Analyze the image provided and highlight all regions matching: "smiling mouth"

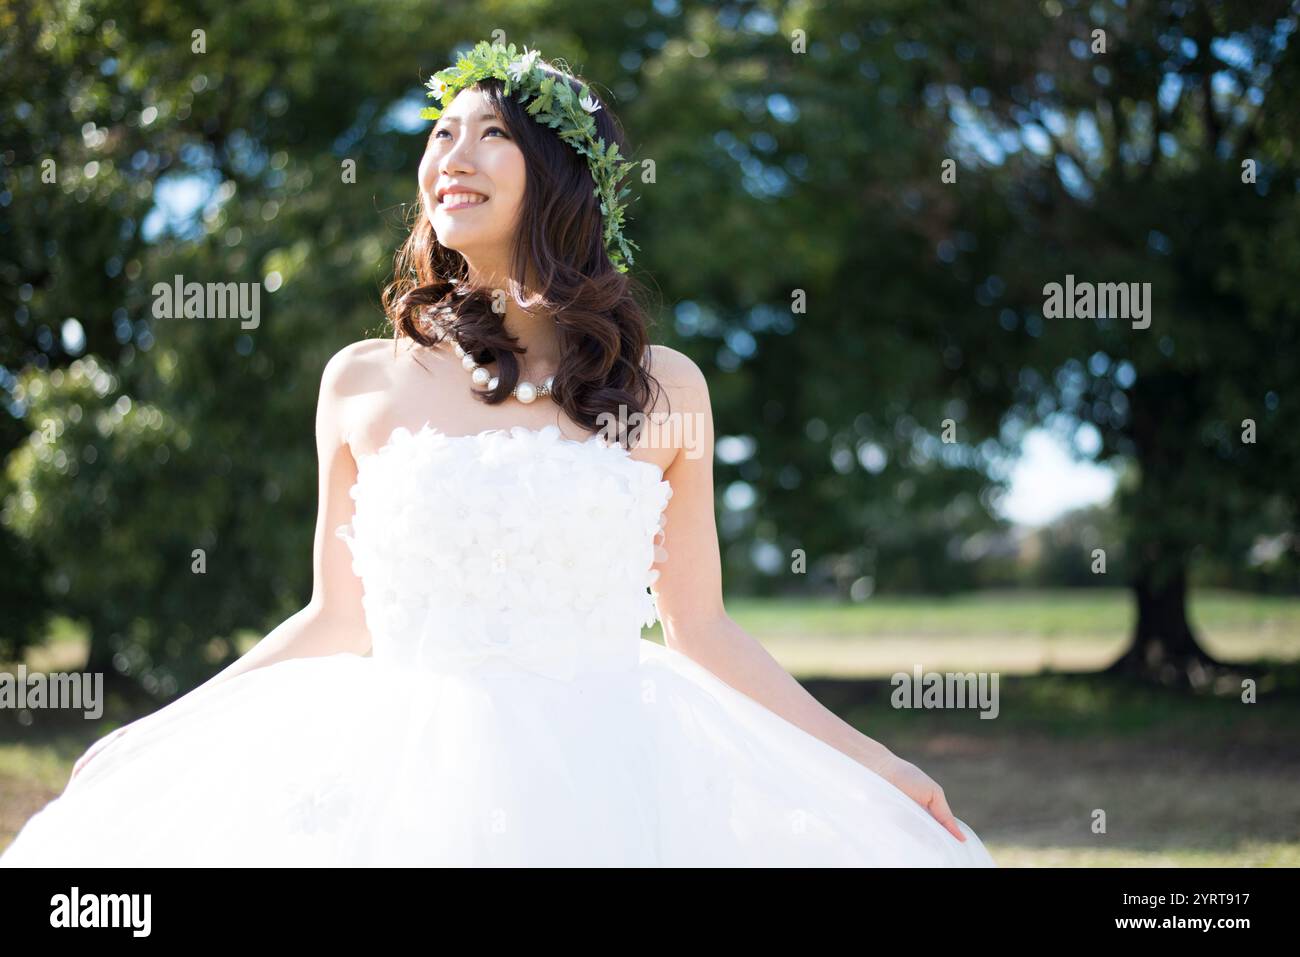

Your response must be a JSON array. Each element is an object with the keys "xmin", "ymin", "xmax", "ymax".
[{"xmin": 438, "ymin": 194, "xmax": 490, "ymax": 211}]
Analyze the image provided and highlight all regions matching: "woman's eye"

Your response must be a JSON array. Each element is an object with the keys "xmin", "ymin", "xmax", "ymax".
[{"xmin": 433, "ymin": 126, "xmax": 509, "ymax": 140}]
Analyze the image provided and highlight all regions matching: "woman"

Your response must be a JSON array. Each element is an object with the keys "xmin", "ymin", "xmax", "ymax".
[{"xmin": 1, "ymin": 40, "xmax": 995, "ymax": 867}]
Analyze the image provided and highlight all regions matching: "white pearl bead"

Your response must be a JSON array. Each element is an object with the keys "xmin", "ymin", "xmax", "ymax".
[
  {"xmin": 542, "ymin": 375, "xmax": 555, "ymax": 394},
  {"xmin": 515, "ymin": 381, "xmax": 538, "ymax": 404},
  {"xmin": 488, "ymin": 376, "xmax": 499, "ymax": 390},
  {"xmin": 453, "ymin": 343, "xmax": 465, "ymax": 358},
  {"xmin": 471, "ymin": 367, "xmax": 490, "ymax": 386},
  {"xmin": 461, "ymin": 354, "xmax": 477, "ymax": 372}
]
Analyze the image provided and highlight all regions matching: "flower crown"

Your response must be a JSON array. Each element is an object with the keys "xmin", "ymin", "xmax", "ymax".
[{"xmin": 421, "ymin": 39, "xmax": 640, "ymax": 274}]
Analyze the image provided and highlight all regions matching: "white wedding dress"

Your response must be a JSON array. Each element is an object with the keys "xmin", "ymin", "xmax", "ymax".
[{"xmin": 1, "ymin": 424, "xmax": 996, "ymax": 867}]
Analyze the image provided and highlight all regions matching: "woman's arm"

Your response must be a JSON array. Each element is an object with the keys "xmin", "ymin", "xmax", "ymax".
[
  {"xmin": 187, "ymin": 342, "xmax": 375, "ymax": 681},
  {"xmin": 73, "ymin": 344, "xmax": 373, "ymax": 773},
  {"xmin": 647, "ymin": 347, "xmax": 968, "ymax": 841}
]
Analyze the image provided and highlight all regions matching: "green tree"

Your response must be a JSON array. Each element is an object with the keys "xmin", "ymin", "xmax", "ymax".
[{"xmin": 923, "ymin": 0, "xmax": 1300, "ymax": 684}]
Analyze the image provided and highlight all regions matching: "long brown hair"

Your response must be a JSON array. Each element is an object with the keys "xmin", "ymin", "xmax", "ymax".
[{"xmin": 381, "ymin": 64, "xmax": 663, "ymax": 447}]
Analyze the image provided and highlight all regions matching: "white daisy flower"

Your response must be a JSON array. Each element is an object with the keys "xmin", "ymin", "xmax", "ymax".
[
  {"xmin": 425, "ymin": 76, "xmax": 448, "ymax": 99},
  {"xmin": 508, "ymin": 48, "xmax": 540, "ymax": 83},
  {"xmin": 580, "ymin": 92, "xmax": 601, "ymax": 113}
]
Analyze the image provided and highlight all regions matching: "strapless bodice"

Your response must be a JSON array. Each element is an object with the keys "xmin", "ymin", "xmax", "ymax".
[{"xmin": 336, "ymin": 424, "xmax": 673, "ymax": 681}]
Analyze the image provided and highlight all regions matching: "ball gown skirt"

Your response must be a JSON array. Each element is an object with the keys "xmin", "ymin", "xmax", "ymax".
[{"xmin": 0, "ymin": 425, "xmax": 996, "ymax": 867}]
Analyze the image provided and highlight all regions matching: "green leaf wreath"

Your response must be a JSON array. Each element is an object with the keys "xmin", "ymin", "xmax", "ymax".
[{"xmin": 421, "ymin": 39, "xmax": 641, "ymax": 274}]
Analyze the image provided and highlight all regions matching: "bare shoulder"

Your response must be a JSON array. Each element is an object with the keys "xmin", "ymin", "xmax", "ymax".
[
  {"xmin": 316, "ymin": 337, "xmax": 413, "ymax": 448},
  {"xmin": 321, "ymin": 336, "xmax": 403, "ymax": 392},
  {"xmin": 647, "ymin": 343, "xmax": 709, "ymax": 397},
  {"xmin": 319, "ymin": 335, "xmax": 426, "ymax": 403}
]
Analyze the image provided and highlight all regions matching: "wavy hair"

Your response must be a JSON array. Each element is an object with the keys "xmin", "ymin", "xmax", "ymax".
[{"xmin": 380, "ymin": 63, "xmax": 663, "ymax": 447}]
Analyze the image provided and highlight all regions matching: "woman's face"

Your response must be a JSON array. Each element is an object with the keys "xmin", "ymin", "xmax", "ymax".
[{"xmin": 419, "ymin": 87, "xmax": 526, "ymax": 275}]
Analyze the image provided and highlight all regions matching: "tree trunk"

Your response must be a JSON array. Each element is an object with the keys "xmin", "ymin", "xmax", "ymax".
[{"xmin": 1105, "ymin": 563, "xmax": 1229, "ymax": 688}]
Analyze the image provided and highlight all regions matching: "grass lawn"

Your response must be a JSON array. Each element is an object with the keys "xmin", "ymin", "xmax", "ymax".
[
  {"xmin": 3, "ymin": 588, "xmax": 1298, "ymax": 865},
  {"xmin": 726, "ymin": 588, "xmax": 1300, "ymax": 676}
]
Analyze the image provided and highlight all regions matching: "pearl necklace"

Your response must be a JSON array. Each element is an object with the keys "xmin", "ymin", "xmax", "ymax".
[
  {"xmin": 429, "ymin": 305, "xmax": 557, "ymax": 404},
  {"xmin": 453, "ymin": 340, "xmax": 555, "ymax": 404}
]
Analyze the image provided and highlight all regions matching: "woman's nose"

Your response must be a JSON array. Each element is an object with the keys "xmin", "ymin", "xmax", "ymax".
[{"xmin": 440, "ymin": 135, "xmax": 476, "ymax": 176}]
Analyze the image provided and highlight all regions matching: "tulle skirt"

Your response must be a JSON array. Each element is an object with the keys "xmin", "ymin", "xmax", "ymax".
[{"xmin": 1, "ymin": 640, "xmax": 996, "ymax": 867}]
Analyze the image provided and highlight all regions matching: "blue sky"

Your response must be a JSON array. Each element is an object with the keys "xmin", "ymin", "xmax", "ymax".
[{"xmin": 999, "ymin": 427, "xmax": 1117, "ymax": 526}]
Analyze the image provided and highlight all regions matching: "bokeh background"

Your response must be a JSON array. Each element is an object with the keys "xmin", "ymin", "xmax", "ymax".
[{"xmin": 2, "ymin": 0, "xmax": 1299, "ymax": 864}]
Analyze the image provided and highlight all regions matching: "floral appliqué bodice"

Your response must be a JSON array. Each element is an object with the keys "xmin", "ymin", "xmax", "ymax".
[{"xmin": 336, "ymin": 424, "xmax": 673, "ymax": 682}]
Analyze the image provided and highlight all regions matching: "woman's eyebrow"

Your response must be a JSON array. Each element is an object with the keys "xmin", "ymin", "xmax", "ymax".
[{"xmin": 437, "ymin": 114, "xmax": 502, "ymax": 124}]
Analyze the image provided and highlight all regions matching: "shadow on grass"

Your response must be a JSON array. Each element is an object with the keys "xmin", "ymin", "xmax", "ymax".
[{"xmin": 801, "ymin": 661, "xmax": 1300, "ymax": 862}]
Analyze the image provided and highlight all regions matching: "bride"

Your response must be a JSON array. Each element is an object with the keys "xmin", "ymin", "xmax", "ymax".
[{"xmin": 1, "ymin": 40, "xmax": 995, "ymax": 867}]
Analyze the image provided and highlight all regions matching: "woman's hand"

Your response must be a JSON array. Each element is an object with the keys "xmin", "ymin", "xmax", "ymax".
[{"xmin": 871, "ymin": 753, "xmax": 968, "ymax": 842}]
